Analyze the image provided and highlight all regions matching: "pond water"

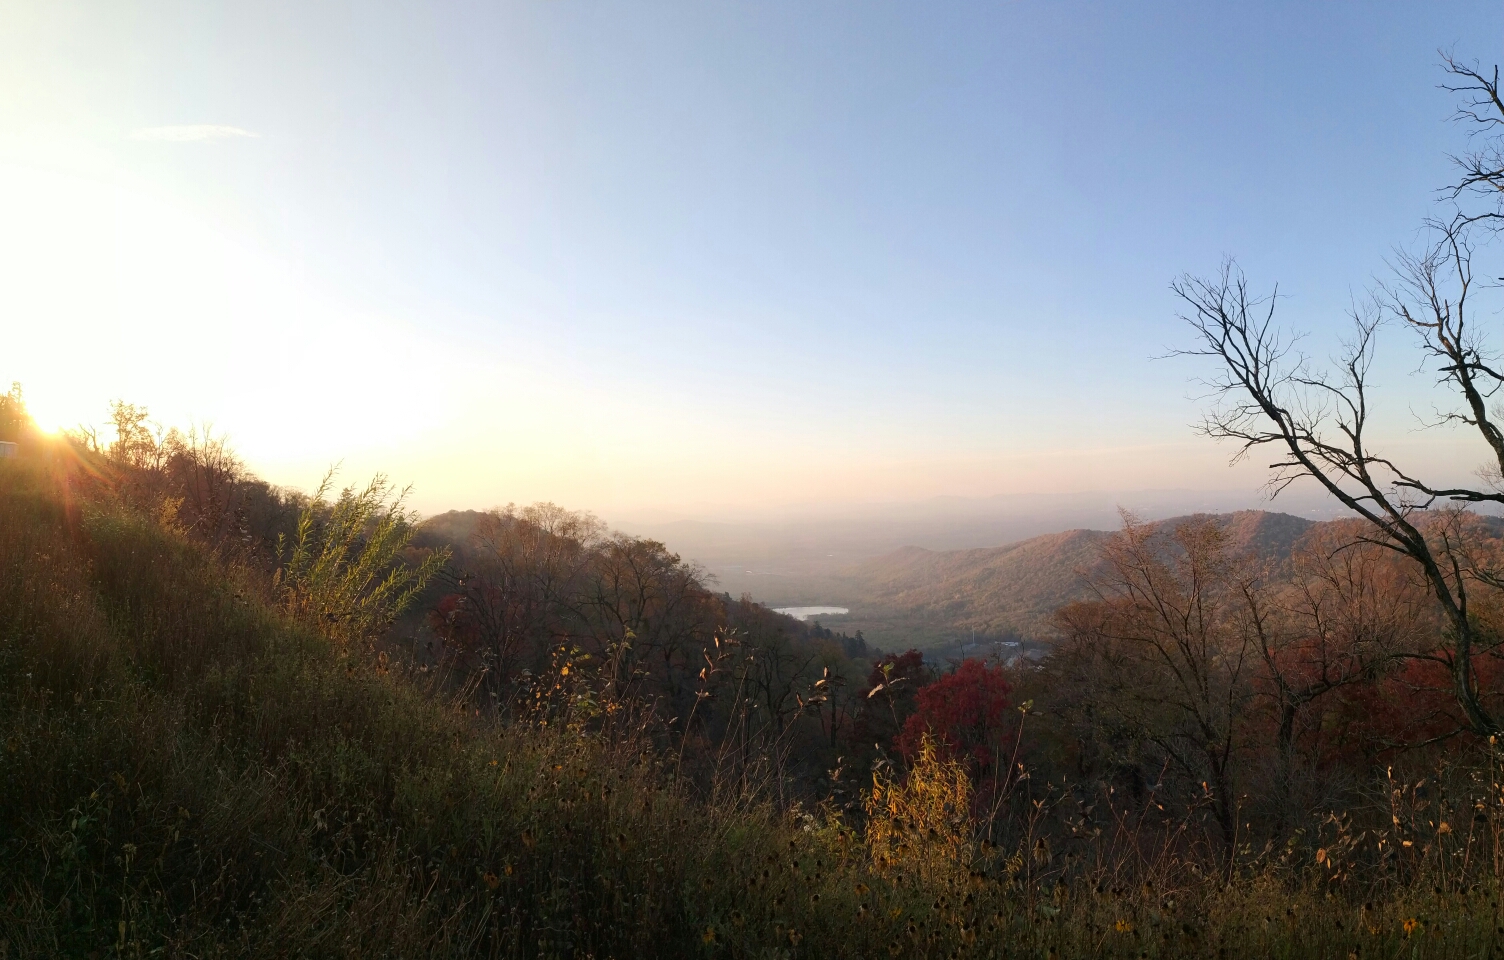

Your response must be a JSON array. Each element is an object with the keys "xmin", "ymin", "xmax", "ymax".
[{"xmin": 773, "ymin": 606, "xmax": 850, "ymax": 621}]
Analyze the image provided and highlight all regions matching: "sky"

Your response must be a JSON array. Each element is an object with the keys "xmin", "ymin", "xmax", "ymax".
[{"xmin": 2, "ymin": 1, "xmax": 1502, "ymax": 520}]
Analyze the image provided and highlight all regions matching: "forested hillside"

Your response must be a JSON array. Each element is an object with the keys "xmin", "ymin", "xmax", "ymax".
[
  {"xmin": 10, "ymin": 389, "xmax": 1504, "ymax": 956},
  {"xmin": 796, "ymin": 511, "xmax": 1316, "ymax": 646}
]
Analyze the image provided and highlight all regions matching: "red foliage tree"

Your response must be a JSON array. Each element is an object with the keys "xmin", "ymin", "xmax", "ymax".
[{"xmin": 896, "ymin": 659, "xmax": 1014, "ymax": 774}]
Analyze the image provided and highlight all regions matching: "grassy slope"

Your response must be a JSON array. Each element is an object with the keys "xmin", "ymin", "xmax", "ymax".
[
  {"xmin": 0, "ymin": 456, "xmax": 766, "ymax": 957},
  {"xmin": 0, "ymin": 455, "xmax": 1496, "ymax": 959}
]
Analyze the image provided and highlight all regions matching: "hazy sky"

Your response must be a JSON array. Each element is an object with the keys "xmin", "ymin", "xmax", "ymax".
[{"xmin": 3, "ymin": 2, "xmax": 1501, "ymax": 517}]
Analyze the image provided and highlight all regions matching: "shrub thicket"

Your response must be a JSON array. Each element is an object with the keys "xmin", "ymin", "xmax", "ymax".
[{"xmin": 7, "ymin": 421, "xmax": 1504, "ymax": 958}]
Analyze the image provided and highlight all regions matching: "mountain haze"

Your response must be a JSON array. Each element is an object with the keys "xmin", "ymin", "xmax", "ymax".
[
  {"xmin": 420, "ymin": 506, "xmax": 1322, "ymax": 649},
  {"xmin": 833, "ymin": 510, "xmax": 1316, "ymax": 645}
]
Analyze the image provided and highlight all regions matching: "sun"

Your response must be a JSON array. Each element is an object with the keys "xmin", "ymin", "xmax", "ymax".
[
  {"xmin": 19, "ymin": 399, "xmax": 62, "ymax": 435},
  {"xmin": 11, "ymin": 386, "xmax": 85, "ymax": 437}
]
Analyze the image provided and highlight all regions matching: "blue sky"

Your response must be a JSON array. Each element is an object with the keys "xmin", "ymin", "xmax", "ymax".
[{"xmin": 2, "ymin": 2, "xmax": 1500, "ymax": 516}]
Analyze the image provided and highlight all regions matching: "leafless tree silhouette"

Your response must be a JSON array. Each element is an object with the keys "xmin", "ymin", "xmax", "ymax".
[{"xmin": 1174, "ymin": 54, "xmax": 1504, "ymax": 738}]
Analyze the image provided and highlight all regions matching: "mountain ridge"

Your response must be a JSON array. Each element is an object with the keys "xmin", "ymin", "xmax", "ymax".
[
  {"xmin": 834, "ymin": 510, "xmax": 1316, "ymax": 644},
  {"xmin": 417, "ymin": 507, "xmax": 1324, "ymax": 648}
]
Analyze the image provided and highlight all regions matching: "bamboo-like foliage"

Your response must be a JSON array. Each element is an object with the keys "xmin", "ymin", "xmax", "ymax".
[
  {"xmin": 274, "ymin": 470, "xmax": 449, "ymax": 645},
  {"xmin": 866, "ymin": 733, "xmax": 975, "ymax": 881}
]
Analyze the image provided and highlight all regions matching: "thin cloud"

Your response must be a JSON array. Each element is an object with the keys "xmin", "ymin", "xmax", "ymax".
[{"xmin": 129, "ymin": 125, "xmax": 259, "ymax": 142}]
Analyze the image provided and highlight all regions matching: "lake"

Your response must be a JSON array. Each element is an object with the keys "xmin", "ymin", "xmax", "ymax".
[{"xmin": 773, "ymin": 606, "xmax": 850, "ymax": 621}]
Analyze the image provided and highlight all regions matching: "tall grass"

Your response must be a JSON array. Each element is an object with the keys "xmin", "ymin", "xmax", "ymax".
[{"xmin": 3, "ymin": 449, "xmax": 1504, "ymax": 958}]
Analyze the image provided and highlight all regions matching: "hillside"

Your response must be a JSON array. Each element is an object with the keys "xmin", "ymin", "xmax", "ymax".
[
  {"xmin": 397, "ymin": 508, "xmax": 1317, "ymax": 654},
  {"xmin": 414, "ymin": 509, "xmax": 1352, "ymax": 649},
  {"xmin": 7, "ymin": 450, "xmax": 1480, "ymax": 959},
  {"xmin": 0, "ymin": 446, "xmax": 921, "ymax": 957},
  {"xmin": 816, "ymin": 510, "xmax": 1317, "ymax": 646},
  {"xmin": 412, "ymin": 508, "xmax": 488, "ymax": 550}
]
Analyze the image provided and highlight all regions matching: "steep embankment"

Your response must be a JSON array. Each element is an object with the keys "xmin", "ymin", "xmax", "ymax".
[{"xmin": 837, "ymin": 510, "xmax": 1316, "ymax": 645}]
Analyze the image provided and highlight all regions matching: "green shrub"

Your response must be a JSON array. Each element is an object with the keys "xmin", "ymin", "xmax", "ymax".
[{"xmin": 274, "ymin": 470, "xmax": 449, "ymax": 647}]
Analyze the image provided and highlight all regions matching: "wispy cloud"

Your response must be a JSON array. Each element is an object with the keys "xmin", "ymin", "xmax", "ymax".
[{"xmin": 128, "ymin": 125, "xmax": 259, "ymax": 142}]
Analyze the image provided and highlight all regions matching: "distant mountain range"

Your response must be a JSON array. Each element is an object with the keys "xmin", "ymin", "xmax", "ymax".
[
  {"xmin": 419, "ymin": 505, "xmax": 1330, "ymax": 650},
  {"xmin": 607, "ymin": 488, "xmax": 1352, "ymax": 618},
  {"xmin": 829, "ymin": 510, "xmax": 1315, "ymax": 646}
]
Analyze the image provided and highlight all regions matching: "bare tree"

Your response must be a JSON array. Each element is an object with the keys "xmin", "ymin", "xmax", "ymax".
[
  {"xmin": 437, "ymin": 503, "xmax": 602, "ymax": 696},
  {"xmin": 164, "ymin": 424, "xmax": 247, "ymax": 546},
  {"xmin": 724, "ymin": 597, "xmax": 822, "ymax": 745},
  {"xmin": 1175, "ymin": 55, "xmax": 1504, "ymax": 740},
  {"xmin": 1440, "ymin": 54, "xmax": 1504, "ymax": 231},
  {"xmin": 1175, "ymin": 262, "xmax": 1504, "ymax": 737},
  {"xmin": 1056, "ymin": 514, "xmax": 1258, "ymax": 865}
]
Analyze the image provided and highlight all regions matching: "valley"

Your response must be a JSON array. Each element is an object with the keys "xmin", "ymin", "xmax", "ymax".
[{"xmin": 623, "ymin": 507, "xmax": 1323, "ymax": 649}]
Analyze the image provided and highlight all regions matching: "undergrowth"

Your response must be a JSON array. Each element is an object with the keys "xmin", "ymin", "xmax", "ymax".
[{"xmin": 3, "ymin": 451, "xmax": 1503, "ymax": 959}]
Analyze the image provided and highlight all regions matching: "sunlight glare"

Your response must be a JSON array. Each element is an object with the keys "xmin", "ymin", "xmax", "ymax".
[{"xmin": 0, "ymin": 164, "xmax": 481, "ymax": 492}]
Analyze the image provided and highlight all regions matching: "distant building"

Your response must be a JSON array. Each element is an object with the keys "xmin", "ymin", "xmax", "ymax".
[{"xmin": 0, "ymin": 441, "xmax": 16, "ymax": 459}]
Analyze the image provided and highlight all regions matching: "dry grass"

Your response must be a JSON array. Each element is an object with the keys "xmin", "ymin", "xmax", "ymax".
[{"xmin": 3, "ymin": 450, "xmax": 1504, "ymax": 958}]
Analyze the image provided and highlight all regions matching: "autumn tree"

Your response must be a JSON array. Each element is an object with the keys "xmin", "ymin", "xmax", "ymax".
[
  {"xmin": 1268, "ymin": 524, "xmax": 1433, "ymax": 764},
  {"xmin": 895, "ymin": 659, "xmax": 1015, "ymax": 776},
  {"xmin": 433, "ymin": 504, "xmax": 604, "ymax": 696},
  {"xmin": 157, "ymin": 424, "xmax": 250, "ymax": 548},
  {"xmin": 1054, "ymin": 514, "xmax": 1259, "ymax": 864},
  {"xmin": 107, "ymin": 400, "xmax": 165, "ymax": 469},
  {"xmin": 583, "ymin": 533, "xmax": 720, "ymax": 718}
]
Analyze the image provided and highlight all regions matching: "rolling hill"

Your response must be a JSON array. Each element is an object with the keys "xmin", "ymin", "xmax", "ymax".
[
  {"xmin": 413, "ymin": 507, "xmax": 1326, "ymax": 650},
  {"xmin": 809, "ymin": 510, "xmax": 1317, "ymax": 648}
]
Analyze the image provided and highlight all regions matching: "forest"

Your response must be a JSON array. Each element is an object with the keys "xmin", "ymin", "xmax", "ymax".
[{"xmin": 7, "ymin": 48, "xmax": 1504, "ymax": 960}]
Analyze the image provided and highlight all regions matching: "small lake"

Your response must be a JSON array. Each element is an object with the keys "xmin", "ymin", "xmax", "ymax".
[{"xmin": 774, "ymin": 606, "xmax": 850, "ymax": 621}]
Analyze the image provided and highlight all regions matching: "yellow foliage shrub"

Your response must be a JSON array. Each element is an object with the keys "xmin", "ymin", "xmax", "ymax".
[{"xmin": 865, "ymin": 733, "xmax": 974, "ymax": 881}]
